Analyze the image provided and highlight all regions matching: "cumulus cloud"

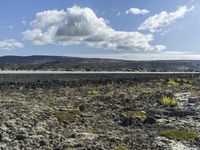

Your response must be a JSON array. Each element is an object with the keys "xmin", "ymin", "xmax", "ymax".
[
  {"xmin": 30, "ymin": 10, "xmax": 66, "ymax": 28},
  {"xmin": 138, "ymin": 5, "xmax": 195, "ymax": 32},
  {"xmin": 23, "ymin": 6, "xmax": 165, "ymax": 51},
  {"xmin": 0, "ymin": 39, "xmax": 24, "ymax": 51},
  {"xmin": 126, "ymin": 8, "xmax": 149, "ymax": 15}
]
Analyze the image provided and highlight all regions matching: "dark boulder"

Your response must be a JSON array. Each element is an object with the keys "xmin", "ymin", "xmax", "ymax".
[
  {"xmin": 143, "ymin": 116, "xmax": 156, "ymax": 124},
  {"xmin": 188, "ymin": 97, "xmax": 200, "ymax": 103}
]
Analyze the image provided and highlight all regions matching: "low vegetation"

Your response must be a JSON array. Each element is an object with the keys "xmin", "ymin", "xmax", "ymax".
[
  {"xmin": 124, "ymin": 111, "xmax": 147, "ymax": 122},
  {"xmin": 161, "ymin": 96, "xmax": 177, "ymax": 107},
  {"xmin": 53, "ymin": 111, "xmax": 76, "ymax": 123},
  {"xmin": 53, "ymin": 109, "xmax": 81, "ymax": 123},
  {"xmin": 88, "ymin": 89, "xmax": 101, "ymax": 96},
  {"xmin": 115, "ymin": 145, "xmax": 128, "ymax": 150},
  {"xmin": 159, "ymin": 130, "xmax": 198, "ymax": 141},
  {"xmin": 168, "ymin": 79, "xmax": 179, "ymax": 86}
]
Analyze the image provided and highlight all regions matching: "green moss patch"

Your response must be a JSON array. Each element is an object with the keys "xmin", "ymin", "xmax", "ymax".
[
  {"xmin": 53, "ymin": 109, "xmax": 81, "ymax": 123},
  {"xmin": 115, "ymin": 145, "xmax": 128, "ymax": 150},
  {"xmin": 159, "ymin": 130, "xmax": 198, "ymax": 141},
  {"xmin": 88, "ymin": 90, "xmax": 101, "ymax": 97}
]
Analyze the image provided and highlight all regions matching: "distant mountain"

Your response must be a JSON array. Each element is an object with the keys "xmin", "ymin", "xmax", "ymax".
[{"xmin": 0, "ymin": 55, "xmax": 199, "ymax": 72}]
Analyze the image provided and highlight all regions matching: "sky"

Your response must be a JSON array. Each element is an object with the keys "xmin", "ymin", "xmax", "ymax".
[{"xmin": 0, "ymin": 0, "xmax": 200, "ymax": 60}]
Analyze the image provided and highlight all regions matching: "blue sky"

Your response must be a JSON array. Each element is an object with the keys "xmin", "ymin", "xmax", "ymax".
[{"xmin": 0, "ymin": 0, "xmax": 199, "ymax": 60}]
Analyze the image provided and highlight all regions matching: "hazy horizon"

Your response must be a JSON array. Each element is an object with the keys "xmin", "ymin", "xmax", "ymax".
[{"xmin": 1, "ymin": 52, "xmax": 200, "ymax": 61}]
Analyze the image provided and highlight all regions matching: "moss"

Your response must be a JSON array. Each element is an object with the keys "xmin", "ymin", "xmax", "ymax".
[
  {"xmin": 124, "ymin": 111, "xmax": 147, "ymax": 121},
  {"xmin": 161, "ymin": 96, "xmax": 177, "ymax": 107},
  {"xmin": 183, "ymin": 83, "xmax": 193, "ymax": 88},
  {"xmin": 94, "ymin": 114, "xmax": 112, "ymax": 121},
  {"xmin": 105, "ymin": 92, "xmax": 113, "ymax": 97},
  {"xmin": 53, "ymin": 109, "xmax": 80, "ymax": 123},
  {"xmin": 88, "ymin": 90, "xmax": 101, "ymax": 96},
  {"xmin": 159, "ymin": 130, "xmax": 198, "ymax": 141},
  {"xmin": 107, "ymin": 83, "xmax": 114, "ymax": 88},
  {"xmin": 115, "ymin": 145, "xmax": 128, "ymax": 150},
  {"xmin": 15, "ymin": 102, "xmax": 29, "ymax": 110},
  {"xmin": 115, "ymin": 104, "xmax": 124, "ymax": 109},
  {"xmin": 68, "ymin": 109, "xmax": 81, "ymax": 115},
  {"xmin": 168, "ymin": 79, "xmax": 179, "ymax": 86},
  {"xmin": 156, "ymin": 82, "xmax": 162, "ymax": 86}
]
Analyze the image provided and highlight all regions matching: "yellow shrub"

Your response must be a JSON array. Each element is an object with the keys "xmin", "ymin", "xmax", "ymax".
[
  {"xmin": 168, "ymin": 79, "xmax": 179, "ymax": 86},
  {"xmin": 161, "ymin": 96, "xmax": 177, "ymax": 107}
]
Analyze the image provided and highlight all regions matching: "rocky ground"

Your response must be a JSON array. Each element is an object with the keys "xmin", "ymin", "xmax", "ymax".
[{"xmin": 0, "ymin": 75, "xmax": 199, "ymax": 150}]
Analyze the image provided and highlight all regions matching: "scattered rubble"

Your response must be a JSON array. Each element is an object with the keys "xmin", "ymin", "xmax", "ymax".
[{"xmin": 0, "ymin": 76, "xmax": 199, "ymax": 149}]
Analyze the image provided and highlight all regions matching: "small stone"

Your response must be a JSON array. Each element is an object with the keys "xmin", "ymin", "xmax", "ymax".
[
  {"xmin": 15, "ymin": 134, "xmax": 27, "ymax": 141},
  {"xmin": 120, "ymin": 117, "xmax": 134, "ymax": 126},
  {"xmin": 39, "ymin": 140, "xmax": 47, "ymax": 146},
  {"xmin": 143, "ymin": 116, "xmax": 156, "ymax": 124},
  {"xmin": 79, "ymin": 105, "xmax": 85, "ymax": 112},
  {"xmin": 188, "ymin": 97, "xmax": 200, "ymax": 103},
  {"xmin": 69, "ymin": 133, "xmax": 76, "ymax": 138},
  {"xmin": 74, "ymin": 143, "xmax": 83, "ymax": 148}
]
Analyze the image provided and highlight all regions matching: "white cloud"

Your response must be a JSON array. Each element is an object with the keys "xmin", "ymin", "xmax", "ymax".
[
  {"xmin": 126, "ymin": 8, "xmax": 149, "ymax": 15},
  {"xmin": 23, "ymin": 6, "xmax": 165, "ymax": 52},
  {"xmin": 117, "ymin": 11, "xmax": 121, "ymax": 16},
  {"xmin": 138, "ymin": 5, "xmax": 195, "ymax": 32},
  {"xmin": 23, "ymin": 27, "xmax": 56, "ymax": 45},
  {"xmin": 0, "ymin": 39, "xmax": 24, "ymax": 51},
  {"xmin": 30, "ymin": 10, "xmax": 66, "ymax": 28}
]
